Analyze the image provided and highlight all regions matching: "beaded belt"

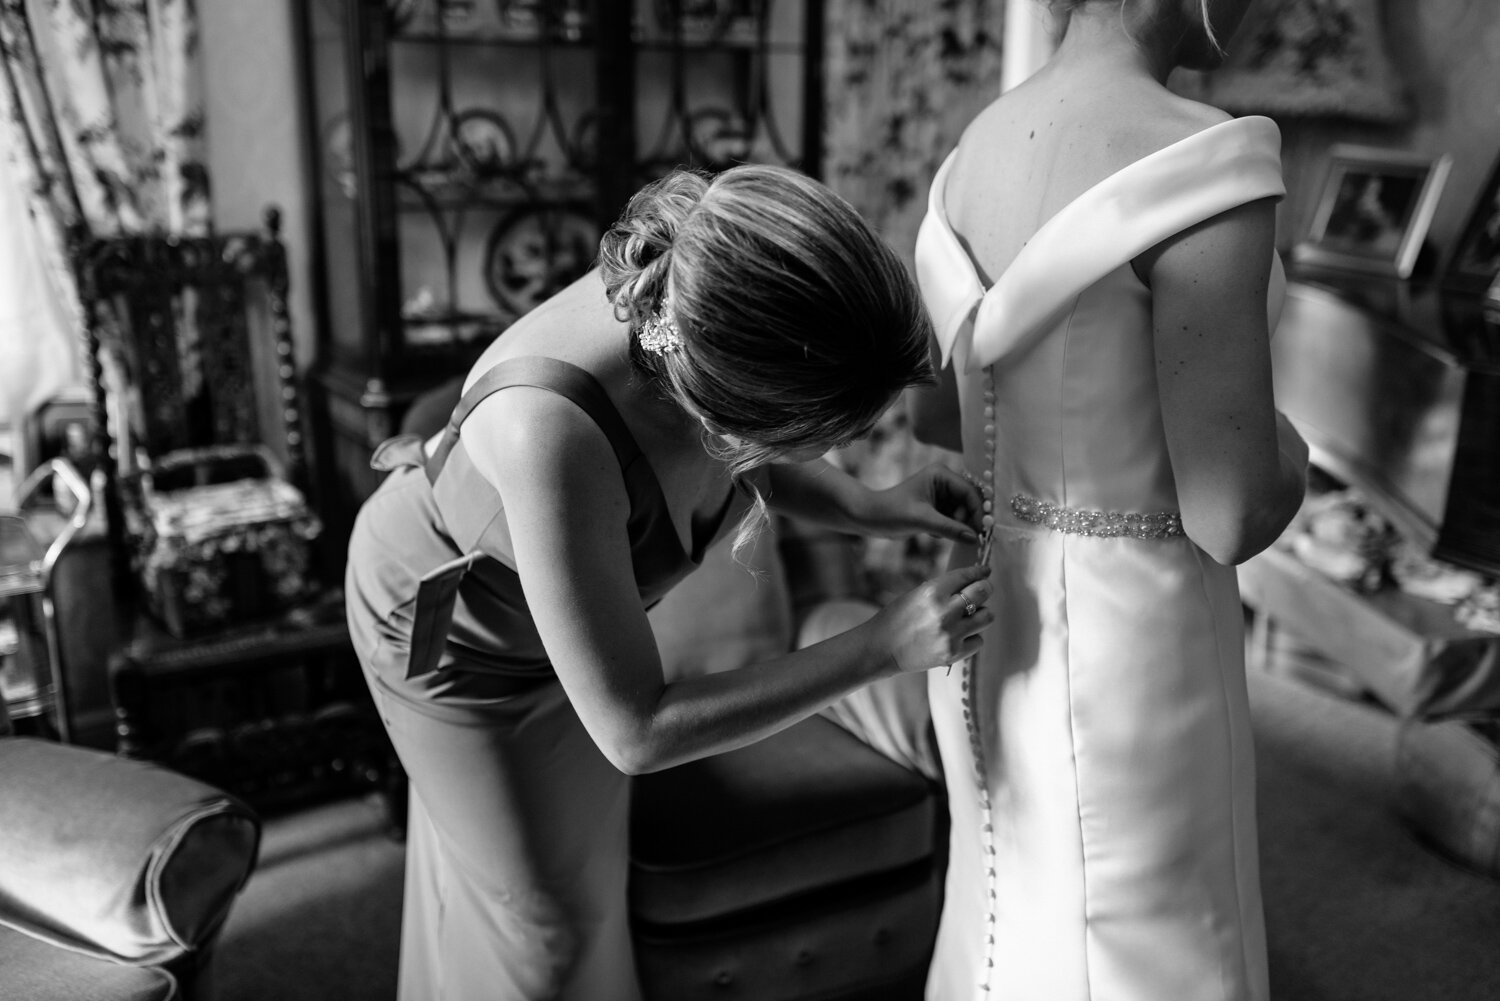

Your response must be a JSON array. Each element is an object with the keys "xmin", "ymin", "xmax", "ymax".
[{"xmin": 1009, "ymin": 494, "xmax": 1185, "ymax": 540}]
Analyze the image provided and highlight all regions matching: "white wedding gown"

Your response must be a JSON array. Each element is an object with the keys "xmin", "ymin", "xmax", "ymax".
[{"xmin": 915, "ymin": 115, "xmax": 1285, "ymax": 1001}]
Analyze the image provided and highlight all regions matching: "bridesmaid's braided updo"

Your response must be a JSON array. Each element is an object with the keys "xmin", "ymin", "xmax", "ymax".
[
  {"xmin": 597, "ymin": 163, "xmax": 932, "ymax": 556},
  {"xmin": 597, "ymin": 163, "xmax": 933, "ymax": 478},
  {"xmin": 597, "ymin": 169, "xmax": 709, "ymax": 340}
]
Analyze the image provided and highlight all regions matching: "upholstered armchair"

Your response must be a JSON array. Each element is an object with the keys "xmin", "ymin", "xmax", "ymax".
[
  {"xmin": 0, "ymin": 697, "xmax": 261, "ymax": 1001},
  {"xmin": 634, "ymin": 520, "xmax": 947, "ymax": 1001}
]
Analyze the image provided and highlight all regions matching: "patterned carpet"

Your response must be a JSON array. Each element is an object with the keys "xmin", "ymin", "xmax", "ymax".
[{"xmin": 215, "ymin": 665, "xmax": 1500, "ymax": 1001}]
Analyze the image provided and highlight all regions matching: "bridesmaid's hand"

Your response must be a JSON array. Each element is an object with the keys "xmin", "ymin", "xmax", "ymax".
[
  {"xmin": 858, "ymin": 462, "xmax": 984, "ymax": 544},
  {"xmin": 864, "ymin": 563, "xmax": 994, "ymax": 675}
]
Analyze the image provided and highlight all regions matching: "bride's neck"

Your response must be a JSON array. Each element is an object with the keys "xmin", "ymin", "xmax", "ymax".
[{"xmin": 1050, "ymin": 7, "xmax": 1175, "ymax": 85}]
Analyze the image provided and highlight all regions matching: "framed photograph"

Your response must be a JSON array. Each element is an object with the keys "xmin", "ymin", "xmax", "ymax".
[
  {"xmin": 1442, "ymin": 149, "xmax": 1500, "ymax": 292},
  {"xmin": 1293, "ymin": 145, "xmax": 1452, "ymax": 280},
  {"xmin": 14, "ymin": 386, "xmax": 96, "ymax": 486}
]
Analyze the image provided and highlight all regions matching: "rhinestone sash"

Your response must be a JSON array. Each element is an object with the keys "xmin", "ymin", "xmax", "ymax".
[{"xmin": 1009, "ymin": 494, "xmax": 1185, "ymax": 540}]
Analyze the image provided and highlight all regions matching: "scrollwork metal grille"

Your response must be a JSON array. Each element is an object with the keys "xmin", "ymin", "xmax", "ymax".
[{"xmin": 344, "ymin": 0, "xmax": 818, "ymax": 349}]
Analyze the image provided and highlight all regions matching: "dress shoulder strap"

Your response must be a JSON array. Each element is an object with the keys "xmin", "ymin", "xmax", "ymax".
[{"xmin": 424, "ymin": 356, "xmax": 643, "ymax": 484}]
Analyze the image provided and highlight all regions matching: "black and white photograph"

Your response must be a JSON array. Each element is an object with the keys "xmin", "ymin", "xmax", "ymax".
[
  {"xmin": 2, "ymin": 2, "xmax": 1499, "ymax": 1001},
  {"xmin": 1294, "ymin": 144, "xmax": 1452, "ymax": 278}
]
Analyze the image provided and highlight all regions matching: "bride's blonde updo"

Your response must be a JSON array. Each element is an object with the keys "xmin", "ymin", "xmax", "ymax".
[
  {"xmin": 598, "ymin": 163, "xmax": 932, "ymax": 478},
  {"xmin": 1046, "ymin": 0, "xmax": 1227, "ymax": 58}
]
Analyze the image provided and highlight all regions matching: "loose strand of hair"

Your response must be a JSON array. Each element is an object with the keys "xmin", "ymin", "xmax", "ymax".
[{"xmin": 728, "ymin": 488, "xmax": 771, "ymax": 568}]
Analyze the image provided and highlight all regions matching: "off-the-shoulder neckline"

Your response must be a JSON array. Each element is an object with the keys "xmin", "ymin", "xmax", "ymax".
[{"xmin": 926, "ymin": 115, "xmax": 1280, "ymax": 296}]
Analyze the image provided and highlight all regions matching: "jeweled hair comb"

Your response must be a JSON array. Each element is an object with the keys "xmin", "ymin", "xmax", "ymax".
[{"xmin": 637, "ymin": 299, "xmax": 683, "ymax": 355}]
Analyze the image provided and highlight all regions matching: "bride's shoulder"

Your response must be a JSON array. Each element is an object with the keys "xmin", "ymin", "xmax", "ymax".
[
  {"xmin": 1104, "ymin": 98, "xmax": 1281, "ymax": 189},
  {"xmin": 1128, "ymin": 95, "xmax": 1236, "ymax": 157}
]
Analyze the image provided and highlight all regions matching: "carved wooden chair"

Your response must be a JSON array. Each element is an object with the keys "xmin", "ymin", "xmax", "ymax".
[{"xmin": 74, "ymin": 209, "xmax": 395, "ymax": 814}]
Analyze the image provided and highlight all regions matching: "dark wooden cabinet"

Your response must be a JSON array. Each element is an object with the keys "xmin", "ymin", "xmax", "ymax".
[
  {"xmin": 296, "ymin": 0, "xmax": 826, "ymax": 556},
  {"xmin": 1242, "ymin": 266, "xmax": 1500, "ymax": 720},
  {"xmin": 1271, "ymin": 266, "xmax": 1500, "ymax": 577}
]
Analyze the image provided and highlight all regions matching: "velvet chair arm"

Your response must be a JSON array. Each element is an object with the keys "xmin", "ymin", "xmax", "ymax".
[{"xmin": 0, "ymin": 738, "xmax": 260, "ymax": 966}]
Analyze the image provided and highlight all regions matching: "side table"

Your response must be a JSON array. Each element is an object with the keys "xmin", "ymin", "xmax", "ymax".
[
  {"xmin": 0, "ymin": 459, "xmax": 94, "ymax": 741},
  {"xmin": 1240, "ymin": 545, "xmax": 1500, "ymax": 719}
]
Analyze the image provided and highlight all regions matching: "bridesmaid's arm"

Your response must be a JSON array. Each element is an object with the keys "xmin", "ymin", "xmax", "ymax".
[
  {"xmin": 761, "ymin": 458, "xmax": 870, "ymax": 532},
  {"xmin": 910, "ymin": 337, "xmax": 963, "ymax": 452},
  {"xmin": 459, "ymin": 387, "xmax": 993, "ymax": 776},
  {"xmin": 765, "ymin": 459, "xmax": 981, "ymax": 545}
]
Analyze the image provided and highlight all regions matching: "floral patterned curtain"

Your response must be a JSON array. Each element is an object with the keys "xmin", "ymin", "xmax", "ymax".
[
  {"xmin": 1201, "ymin": 0, "xmax": 1409, "ymax": 124},
  {"xmin": 822, "ymin": 0, "xmax": 1004, "ymax": 600},
  {"xmin": 0, "ymin": 0, "xmax": 208, "ymax": 422},
  {"xmin": 826, "ymin": 0, "xmax": 1005, "ymax": 271}
]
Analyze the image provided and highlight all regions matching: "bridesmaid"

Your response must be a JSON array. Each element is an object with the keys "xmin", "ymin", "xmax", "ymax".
[{"xmin": 345, "ymin": 163, "xmax": 995, "ymax": 1001}]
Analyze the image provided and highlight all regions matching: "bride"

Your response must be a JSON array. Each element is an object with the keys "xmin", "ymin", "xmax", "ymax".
[{"xmin": 913, "ymin": 1, "xmax": 1309, "ymax": 998}]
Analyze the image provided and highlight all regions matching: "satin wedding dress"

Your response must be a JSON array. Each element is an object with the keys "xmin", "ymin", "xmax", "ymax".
[{"xmin": 915, "ymin": 115, "xmax": 1285, "ymax": 1001}]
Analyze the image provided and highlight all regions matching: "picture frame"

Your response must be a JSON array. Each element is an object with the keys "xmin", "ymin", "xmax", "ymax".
[
  {"xmin": 1441, "ymin": 148, "xmax": 1500, "ymax": 293},
  {"xmin": 1293, "ymin": 145, "xmax": 1452, "ymax": 280},
  {"xmin": 14, "ymin": 386, "xmax": 96, "ymax": 487}
]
